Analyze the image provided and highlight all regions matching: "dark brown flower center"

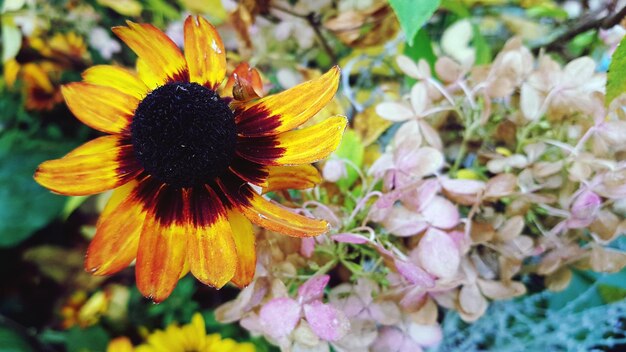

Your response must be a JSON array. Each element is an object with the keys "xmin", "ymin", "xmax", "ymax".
[{"xmin": 131, "ymin": 82, "xmax": 236, "ymax": 188}]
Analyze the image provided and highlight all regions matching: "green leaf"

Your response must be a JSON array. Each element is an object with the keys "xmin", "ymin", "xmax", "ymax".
[
  {"xmin": 566, "ymin": 30, "xmax": 596, "ymax": 57},
  {"xmin": 440, "ymin": 0, "xmax": 470, "ymax": 17},
  {"xmin": 606, "ymin": 35, "xmax": 626, "ymax": 105},
  {"xmin": 404, "ymin": 28, "xmax": 437, "ymax": 73},
  {"xmin": 62, "ymin": 196, "xmax": 89, "ymax": 220},
  {"xmin": 547, "ymin": 270, "xmax": 602, "ymax": 310},
  {"xmin": 598, "ymin": 284, "xmax": 626, "ymax": 304},
  {"xmin": 0, "ymin": 324, "xmax": 36, "ymax": 352},
  {"xmin": 526, "ymin": 4, "xmax": 569, "ymax": 20},
  {"xmin": 334, "ymin": 130, "xmax": 364, "ymax": 190},
  {"xmin": 129, "ymin": 276, "xmax": 198, "ymax": 329},
  {"xmin": 0, "ymin": 137, "xmax": 74, "ymax": 247},
  {"xmin": 145, "ymin": 0, "xmax": 179, "ymax": 20},
  {"xmin": 388, "ymin": 0, "xmax": 440, "ymax": 46},
  {"xmin": 472, "ymin": 24, "xmax": 492, "ymax": 65},
  {"xmin": 65, "ymin": 326, "xmax": 108, "ymax": 352}
]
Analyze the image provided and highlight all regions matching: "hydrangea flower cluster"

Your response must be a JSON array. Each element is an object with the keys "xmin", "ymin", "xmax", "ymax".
[{"xmin": 215, "ymin": 37, "xmax": 626, "ymax": 351}]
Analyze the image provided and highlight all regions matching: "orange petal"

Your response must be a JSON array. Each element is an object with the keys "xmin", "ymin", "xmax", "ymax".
[
  {"xmin": 218, "ymin": 177, "xmax": 328, "ymax": 237},
  {"xmin": 82, "ymin": 65, "xmax": 149, "ymax": 100},
  {"xmin": 227, "ymin": 209, "xmax": 256, "ymax": 287},
  {"xmin": 34, "ymin": 135, "xmax": 141, "ymax": 196},
  {"xmin": 223, "ymin": 62, "xmax": 263, "ymax": 101},
  {"xmin": 184, "ymin": 16, "xmax": 226, "ymax": 90},
  {"xmin": 135, "ymin": 184, "xmax": 188, "ymax": 303},
  {"xmin": 263, "ymin": 165, "xmax": 321, "ymax": 193},
  {"xmin": 61, "ymin": 82, "xmax": 139, "ymax": 134},
  {"xmin": 235, "ymin": 66, "xmax": 340, "ymax": 136},
  {"xmin": 113, "ymin": 21, "xmax": 188, "ymax": 85},
  {"xmin": 237, "ymin": 116, "xmax": 347, "ymax": 166},
  {"xmin": 86, "ymin": 180, "xmax": 144, "ymax": 275},
  {"xmin": 187, "ymin": 186, "xmax": 237, "ymax": 288}
]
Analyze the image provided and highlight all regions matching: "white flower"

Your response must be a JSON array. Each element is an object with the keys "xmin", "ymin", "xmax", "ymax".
[{"xmin": 88, "ymin": 27, "xmax": 121, "ymax": 60}]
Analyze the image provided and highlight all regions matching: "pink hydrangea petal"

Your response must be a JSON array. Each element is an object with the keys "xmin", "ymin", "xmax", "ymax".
[
  {"xmin": 421, "ymin": 196, "xmax": 460, "ymax": 229},
  {"xmin": 418, "ymin": 120, "xmax": 443, "ymax": 150},
  {"xmin": 399, "ymin": 287, "xmax": 427, "ymax": 311},
  {"xmin": 298, "ymin": 275, "xmax": 330, "ymax": 303},
  {"xmin": 331, "ymin": 233, "xmax": 369, "ymax": 244},
  {"xmin": 259, "ymin": 297, "xmax": 301, "ymax": 338},
  {"xmin": 383, "ymin": 206, "xmax": 429, "ymax": 237},
  {"xmin": 396, "ymin": 55, "xmax": 421, "ymax": 79},
  {"xmin": 571, "ymin": 190, "xmax": 601, "ymax": 220},
  {"xmin": 417, "ymin": 228, "xmax": 461, "ymax": 279},
  {"xmin": 407, "ymin": 323, "xmax": 442, "ymax": 347},
  {"xmin": 376, "ymin": 102, "xmax": 414, "ymax": 122},
  {"xmin": 410, "ymin": 83, "xmax": 429, "ymax": 115},
  {"xmin": 402, "ymin": 179, "xmax": 440, "ymax": 211},
  {"xmin": 448, "ymin": 230, "xmax": 470, "ymax": 253},
  {"xmin": 440, "ymin": 177, "xmax": 486, "ymax": 195},
  {"xmin": 394, "ymin": 120, "xmax": 422, "ymax": 149},
  {"xmin": 372, "ymin": 326, "xmax": 403, "ymax": 351},
  {"xmin": 484, "ymin": 173, "xmax": 517, "ymax": 198},
  {"xmin": 303, "ymin": 301, "xmax": 350, "ymax": 341},
  {"xmin": 368, "ymin": 153, "xmax": 394, "ymax": 178},
  {"xmin": 343, "ymin": 294, "xmax": 367, "ymax": 318},
  {"xmin": 301, "ymin": 237, "xmax": 316, "ymax": 258},
  {"xmin": 322, "ymin": 159, "xmax": 347, "ymax": 182},
  {"xmin": 394, "ymin": 259, "xmax": 436, "ymax": 288},
  {"xmin": 372, "ymin": 327, "xmax": 423, "ymax": 352},
  {"xmin": 401, "ymin": 147, "xmax": 444, "ymax": 178}
]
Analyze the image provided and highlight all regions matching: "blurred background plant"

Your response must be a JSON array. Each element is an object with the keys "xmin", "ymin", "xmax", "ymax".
[{"xmin": 2, "ymin": 0, "xmax": 626, "ymax": 351}]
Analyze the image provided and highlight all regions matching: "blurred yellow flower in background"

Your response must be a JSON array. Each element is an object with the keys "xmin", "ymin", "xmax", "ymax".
[{"xmin": 106, "ymin": 313, "xmax": 255, "ymax": 352}]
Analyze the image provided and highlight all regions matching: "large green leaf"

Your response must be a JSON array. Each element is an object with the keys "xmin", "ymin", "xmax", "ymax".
[
  {"xmin": 0, "ymin": 137, "xmax": 73, "ymax": 247},
  {"xmin": 388, "ymin": 0, "xmax": 440, "ymax": 46},
  {"xmin": 472, "ymin": 24, "xmax": 492, "ymax": 65},
  {"xmin": 0, "ymin": 323, "xmax": 36, "ymax": 352},
  {"xmin": 606, "ymin": 36, "xmax": 626, "ymax": 106},
  {"xmin": 65, "ymin": 326, "xmax": 108, "ymax": 352},
  {"xmin": 334, "ymin": 129, "xmax": 364, "ymax": 191},
  {"xmin": 404, "ymin": 28, "xmax": 437, "ymax": 73}
]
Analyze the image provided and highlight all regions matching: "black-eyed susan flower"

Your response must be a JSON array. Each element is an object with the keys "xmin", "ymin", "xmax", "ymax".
[
  {"xmin": 106, "ymin": 313, "xmax": 255, "ymax": 352},
  {"xmin": 34, "ymin": 16, "xmax": 345, "ymax": 302}
]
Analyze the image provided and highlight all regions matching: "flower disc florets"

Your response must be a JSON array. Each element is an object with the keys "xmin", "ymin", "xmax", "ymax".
[{"xmin": 131, "ymin": 82, "xmax": 236, "ymax": 188}]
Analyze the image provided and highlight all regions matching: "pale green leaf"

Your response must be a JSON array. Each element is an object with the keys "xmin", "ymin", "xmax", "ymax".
[
  {"xmin": 1, "ymin": 23, "xmax": 22, "ymax": 62},
  {"xmin": 388, "ymin": 0, "xmax": 440, "ymax": 46},
  {"xmin": 605, "ymin": 36, "xmax": 626, "ymax": 105},
  {"xmin": 334, "ymin": 130, "xmax": 364, "ymax": 190}
]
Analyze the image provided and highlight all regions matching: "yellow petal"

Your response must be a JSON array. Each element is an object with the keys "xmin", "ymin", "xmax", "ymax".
[
  {"xmin": 107, "ymin": 337, "xmax": 134, "ymax": 352},
  {"xmin": 34, "ymin": 135, "xmax": 140, "ymax": 196},
  {"xmin": 243, "ymin": 193, "xmax": 329, "ymax": 237},
  {"xmin": 82, "ymin": 65, "xmax": 149, "ymax": 100},
  {"xmin": 136, "ymin": 58, "xmax": 162, "ymax": 90},
  {"xmin": 235, "ymin": 66, "xmax": 340, "ymax": 136},
  {"xmin": 227, "ymin": 210, "xmax": 255, "ymax": 287},
  {"xmin": 236, "ymin": 116, "xmax": 347, "ymax": 166},
  {"xmin": 186, "ymin": 186, "xmax": 237, "ymax": 288},
  {"xmin": 4, "ymin": 59, "xmax": 20, "ymax": 88},
  {"xmin": 113, "ymin": 21, "xmax": 188, "ymax": 85},
  {"xmin": 263, "ymin": 165, "xmax": 321, "ymax": 193},
  {"xmin": 218, "ymin": 178, "xmax": 328, "ymax": 238},
  {"xmin": 183, "ymin": 16, "xmax": 226, "ymax": 89},
  {"xmin": 61, "ymin": 82, "xmax": 139, "ymax": 134}
]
